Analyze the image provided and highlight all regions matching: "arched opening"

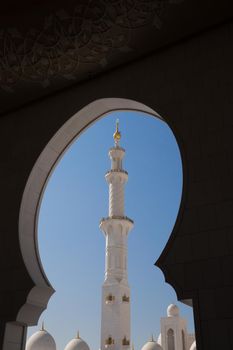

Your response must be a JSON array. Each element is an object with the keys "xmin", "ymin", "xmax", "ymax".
[
  {"xmin": 167, "ymin": 329, "xmax": 175, "ymax": 350},
  {"xmin": 182, "ymin": 330, "xmax": 186, "ymax": 350},
  {"xmin": 18, "ymin": 99, "xmax": 164, "ymax": 323},
  {"xmin": 14, "ymin": 98, "xmax": 193, "ymax": 350}
]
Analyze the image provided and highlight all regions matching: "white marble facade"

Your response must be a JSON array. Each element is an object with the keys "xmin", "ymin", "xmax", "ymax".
[{"xmin": 157, "ymin": 304, "xmax": 195, "ymax": 350}]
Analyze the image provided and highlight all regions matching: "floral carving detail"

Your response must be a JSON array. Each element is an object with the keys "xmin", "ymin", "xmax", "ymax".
[{"xmin": 0, "ymin": 0, "xmax": 182, "ymax": 91}]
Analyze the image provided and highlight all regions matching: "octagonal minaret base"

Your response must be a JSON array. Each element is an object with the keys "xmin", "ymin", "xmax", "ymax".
[{"xmin": 100, "ymin": 122, "xmax": 133, "ymax": 350}]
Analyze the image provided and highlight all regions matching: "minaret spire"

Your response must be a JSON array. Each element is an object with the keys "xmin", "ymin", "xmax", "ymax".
[
  {"xmin": 113, "ymin": 119, "xmax": 121, "ymax": 146},
  {"xmin": 100, "ymin": 122, "xmax": 134, "ymax": 350},
  {"xmin": 76, "ymin": 330, "xmax": 80, "ymax": 339}
]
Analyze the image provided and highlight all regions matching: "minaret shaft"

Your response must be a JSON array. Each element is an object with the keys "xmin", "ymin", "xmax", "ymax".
[
  {"xmin": 100, "ymin": 125, "xmax": 133, "ymax": 350},
  {"xmin": 109, "ymin": 182, "xmax": 125, "ymax": 217},
  {"xmin": 104, "ymin": 220, "xmax": 129, "ymax": 281}
]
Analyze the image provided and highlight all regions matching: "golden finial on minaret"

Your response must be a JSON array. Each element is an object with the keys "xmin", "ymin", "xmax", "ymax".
[
  {"xmin": 113, "ymin": 119, "xmax": 121, "ymax": 145},
  {"xmin": 150, "ymin": 334, "xmax": 155, "ymax": 342}
]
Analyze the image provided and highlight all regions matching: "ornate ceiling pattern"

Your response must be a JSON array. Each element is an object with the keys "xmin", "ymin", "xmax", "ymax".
[{"xmin": 0, "ymin": 0, "xmax": 181, "ymax": 91}]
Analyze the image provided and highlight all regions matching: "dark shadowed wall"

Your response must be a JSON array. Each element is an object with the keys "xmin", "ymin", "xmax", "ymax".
[{"xmin": 1, "ymin": 21, "xmax": 233, "ymax": 349}]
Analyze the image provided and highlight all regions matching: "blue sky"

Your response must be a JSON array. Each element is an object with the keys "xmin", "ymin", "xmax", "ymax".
[{"xmin": 27, "ymin": 111, "xmax": 194, "ymax": 350}]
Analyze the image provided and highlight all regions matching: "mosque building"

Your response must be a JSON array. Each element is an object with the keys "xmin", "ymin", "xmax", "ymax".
[{"xmin": 26, "ymin": 123, "xmax": 196, "ymax": 350}]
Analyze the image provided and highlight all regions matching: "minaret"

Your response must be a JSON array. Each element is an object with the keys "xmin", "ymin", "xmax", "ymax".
[{"xmin": 100, "ymin": 120, "xmax": 134, "ymax": 350}]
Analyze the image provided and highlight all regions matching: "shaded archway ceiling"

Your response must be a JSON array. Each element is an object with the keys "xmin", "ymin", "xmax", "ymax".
[{"xmin": 0, "ymin": 0, "xmax": 232, "ymax": 115}]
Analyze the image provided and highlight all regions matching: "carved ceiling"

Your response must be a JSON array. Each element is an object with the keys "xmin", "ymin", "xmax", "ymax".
[
  {"xmin": 0, "ymin": 0, "xmax": 173, "ymax": 90},
  {"xmin": 0, "ymin": 0, "xmax": 232, "ymax": 114}
]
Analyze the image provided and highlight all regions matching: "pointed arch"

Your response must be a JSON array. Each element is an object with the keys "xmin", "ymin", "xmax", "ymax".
[
  {"xmin": 167, "ymin": 328, "xmax": 175, "ymax": 350},
  {"xmin": 18, "ymin": 98, "xmax": 165, "ymax": 326},
  {"xmin": 182, "ymin": 330, "xmax": 186, "ymax": 350}
]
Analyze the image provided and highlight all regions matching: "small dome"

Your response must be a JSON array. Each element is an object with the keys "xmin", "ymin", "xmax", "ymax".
[
  {"xmin": 64, "ymin": 335, "xmax": 90, "ymax": 350},
  {"xmin": 141, "ymin": 338, "xmax": 163, "ymax": 350},
  {"xmin": 26, "ymin": 329, "xmax": 56, "ymax": 350},
  {"xmin": 190, "ymin": 341, "xmax": 196, "ymax": 350},
  {"xmin": 167, "ymin": 304, "xmax": 179, "ymax": 317},
  {"xmin": 157, "ymin": 334, "xmax": 161, "ymax": 346}
]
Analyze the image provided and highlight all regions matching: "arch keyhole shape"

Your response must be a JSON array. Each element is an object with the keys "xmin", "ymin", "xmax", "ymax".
[{"xmin": 18, "ymin": 98, "xmax": 190, "ymax": 350}]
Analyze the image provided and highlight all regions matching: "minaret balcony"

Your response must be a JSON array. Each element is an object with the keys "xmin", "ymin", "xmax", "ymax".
[
  {"xmin": 100, "ymin": 216, "xmax": 134, "ymax": 224},
  {"xmin": 105, "ymin": 169, "xmax": 128, "ymax": 184},
  {"xmin": 99, "ymin": 216, "xmax": 134, "ymax": 235},
  {"xmin": 105, "ymin": 169, "xmax": 128, "ymax": 175}
]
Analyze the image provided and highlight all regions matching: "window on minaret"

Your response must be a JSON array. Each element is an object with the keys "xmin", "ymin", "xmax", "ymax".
[
  {"xmin": 122, "ymin": 336, "xmax": 130, "ymax": 346},
  {"xmin": 182, "ymin": 330, "xmax": 186, "ymax": 350},
  {"xmin": 105, "ymin": 336, "xmax": 114, "ymax": 345},
  {"xmin": 167, "ymin": 329, "xmax": 175, "ymax": 350},
  {"xmin": 122, "ymin": 294, "xmax": 130, "ymax": 302},
  {"xmin": 106, "ymin": 294, "xmax": 115, "ymax": 302}
]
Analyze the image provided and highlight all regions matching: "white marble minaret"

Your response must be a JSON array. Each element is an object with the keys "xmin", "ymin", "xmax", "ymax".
[{"xmin": 99, "ymin": 121, "xmax": 134, "ymax": 350}]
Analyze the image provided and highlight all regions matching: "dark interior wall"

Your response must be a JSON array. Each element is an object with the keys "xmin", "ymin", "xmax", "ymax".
[{"xmin": 1, "ymin": 21, "xmax": 233, "ymax": 349}]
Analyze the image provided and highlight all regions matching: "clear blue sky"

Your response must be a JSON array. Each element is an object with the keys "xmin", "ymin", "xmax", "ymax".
[{"xmin": 27, "ymin": 111, "xmax": 194, "ymax": 350}]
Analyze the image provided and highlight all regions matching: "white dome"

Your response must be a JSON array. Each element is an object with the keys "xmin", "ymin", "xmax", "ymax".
[
  {"xmin": 141, "ymin": 339, "xmax": 163, "ymax": 350},
  {"xmin": 190, "ymin": 341, "xmax": 196, "ymax": 350},
  {"xmin": 64, "ymin": 336, "xmax": 90, "ymax": 350},
  {"xmin": 167, "ymin": 304, "xmax": 179, "ymax": 317},
  {"xmin": 26, "ymin": 329, "xmax": 56, "ymax": 350}
]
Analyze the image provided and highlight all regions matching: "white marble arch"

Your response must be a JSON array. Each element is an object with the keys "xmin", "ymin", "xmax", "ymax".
[{"xmin": 10, "ymin": 98, "xmax": 171, "ymax": 350}]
